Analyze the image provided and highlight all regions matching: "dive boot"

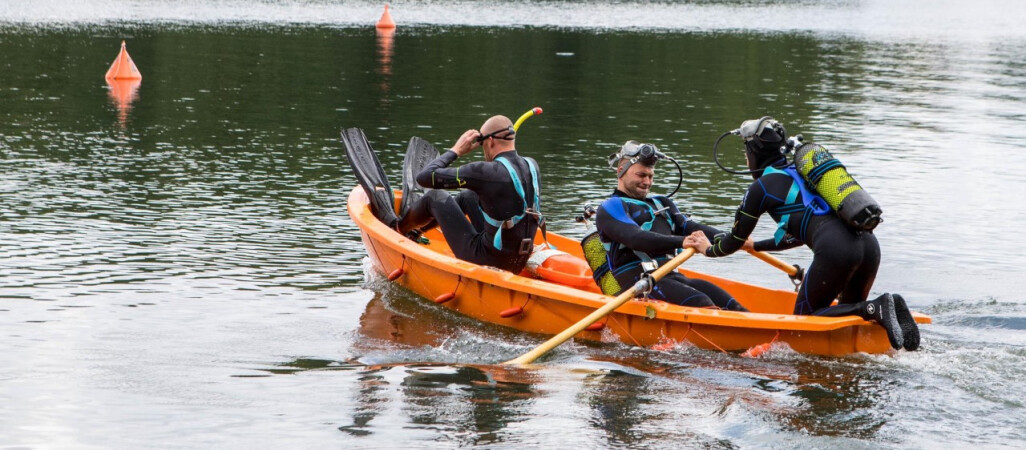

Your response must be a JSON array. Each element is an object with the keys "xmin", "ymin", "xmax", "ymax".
[
  {"xmin": 893, "ymin": 294, "xmax": 920, "ymax": 351},
  {"xmin": 864, "ymin": 293, "xmax": 903, "ymax": 350}
]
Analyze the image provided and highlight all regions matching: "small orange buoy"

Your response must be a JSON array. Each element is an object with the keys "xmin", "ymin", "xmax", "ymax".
[
  {"xmin": 584, "ymin": 321, "xmax": 605, "ymax": 332},
  {"xmin": 499, "ymin": 307, "xmax": 523, "ymax": 318},
  {"xmin": 376, "ymin": 4, "xmax": 396, "ymax": 29},
  {"xmin": 105, "ymin": 41, "xmax": 142, "ymax": 81},
  {"xmin": 387, "ymin": 268, "xmax": 404, "ymax": 281},
  {"xmin": 433, "ymin": 292, "xmax": 455, "ymax": 304},
  {"xmin": 742, "ymin": 342, "xmax": 773, "ymax": 358}
]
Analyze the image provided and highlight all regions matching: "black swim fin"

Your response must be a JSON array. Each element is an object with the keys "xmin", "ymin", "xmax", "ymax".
[
  {"xmin": 399, "ymin": 136, "xmax": 440, "ymax": 219},
  {"xmin": 341, "ymin": 127, "xmax": 399, "ymax": 228}
]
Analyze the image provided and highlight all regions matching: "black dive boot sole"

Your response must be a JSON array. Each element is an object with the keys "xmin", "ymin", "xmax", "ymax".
[
  {"xmin": 893, "ymin": 294, "xmax": 920, "ymax": 351},
  {"xmin": 868, "ymin": 294, "xmax": 903, "ymax": 350}
]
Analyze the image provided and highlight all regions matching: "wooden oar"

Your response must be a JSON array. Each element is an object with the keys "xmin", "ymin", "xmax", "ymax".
[
  {"xmin": 502, "ymin": 248, "xmax": 696, "ymax": 365},
  {"xmin": 745, "ymin": 249, "xmax": 798, "ymax": 277}
]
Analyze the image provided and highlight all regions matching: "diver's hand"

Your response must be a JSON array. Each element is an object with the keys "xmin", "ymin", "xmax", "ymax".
[
  {"xmin": 741, "ymin": 238, "xmax": 755, "ymax": 252},
  {"xmin": 683, "ymin": 231, "xmax": 711, "ymax": 255},
  {"xmin": 451, "ymin": 129, "xmax": 481, "ymax": 157}
]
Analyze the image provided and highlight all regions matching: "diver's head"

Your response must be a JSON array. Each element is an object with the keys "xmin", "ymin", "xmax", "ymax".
[
  {"xmin": 739, "ymin": 117, "xmax": 787, "ymax": 178},
  {"xmin": 609, "ymin": 140, "xmax": 661, "ymax": 198},
  {"xmin": 478, "ymin": 115, "xmax": 515, "ymax": 161}
]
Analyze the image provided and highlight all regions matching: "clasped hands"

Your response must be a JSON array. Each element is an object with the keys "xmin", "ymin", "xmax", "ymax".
[{"xmin": 683, "ymin": 231, "xmax": 755, "ymax": 254}]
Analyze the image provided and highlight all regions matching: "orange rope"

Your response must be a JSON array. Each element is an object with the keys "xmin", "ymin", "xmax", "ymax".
[
  {"xmin": 607, "ymin": 315, "xmax": 643, "ymax": 347},
  {"xmin": 687, "ymin": 324, "xmax": 728, "ymax": 354}
]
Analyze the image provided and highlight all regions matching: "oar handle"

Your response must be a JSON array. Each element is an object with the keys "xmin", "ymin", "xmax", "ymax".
[
  {"xmin": 513, "ymin": 107, "xmax": 543, "ymax": 132},
  {"xmin": 746, "ymin": 249, "xmax": 799, "ymax": 277},
  {"xmin": 503, "ymin": 248, "xmax": 695, "ymax": 365}
]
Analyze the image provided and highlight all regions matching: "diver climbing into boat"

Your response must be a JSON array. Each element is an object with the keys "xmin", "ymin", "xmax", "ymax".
[
  {"xmin": 589, "ymin": 140, "xmax": 747, "ymax": 311},
  {"xmin": 397, "ymin": 115, "xmax": 543, "ymax": 274},
  {"xmin": 684, "ymin": 117, "xmax": 918, "ymax": 350}
]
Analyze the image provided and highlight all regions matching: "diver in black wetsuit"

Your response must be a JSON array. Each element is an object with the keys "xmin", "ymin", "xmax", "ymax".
[
  {"xmin": 594, "ymin": 141, "xmax": 747, "ymax": 311},
  {"xmin": 397, "ymin": 115, "xmax": 541, "ymax": 274},
  {"xmin": 683, "ymin": 118, "xmax": 919, "ymax": 350}
]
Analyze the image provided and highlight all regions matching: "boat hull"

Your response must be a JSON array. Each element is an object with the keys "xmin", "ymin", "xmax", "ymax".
[{"xmin": 348, "ymin": 187, "xmax": 930, "ymax": 357}]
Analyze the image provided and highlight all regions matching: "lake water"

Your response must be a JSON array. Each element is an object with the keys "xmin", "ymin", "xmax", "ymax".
[{"xmin": 2, "ymin": 0, "xmax": 1025, "ymax": 448}]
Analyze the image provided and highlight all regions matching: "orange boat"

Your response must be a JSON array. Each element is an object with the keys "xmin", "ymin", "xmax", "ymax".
[{"xmin": 348, "ymin": 187, "xmax": 931, "ymax": 357}]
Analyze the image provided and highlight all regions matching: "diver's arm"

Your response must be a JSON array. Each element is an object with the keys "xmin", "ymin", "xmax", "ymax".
[
  {"xmin": 703, "ymin": 182, "xmax": 766, "ymax": 257},
  {"xmin": 415, "ymin": 151, "xmax": 462, "ymax": 189},
  {"xmin": 753, "ymin": 234, "xmax": 803, "ymax": 252},
  {"xmin": 596, "ymin": 200, "xmax": 684, "ymax": 255}
]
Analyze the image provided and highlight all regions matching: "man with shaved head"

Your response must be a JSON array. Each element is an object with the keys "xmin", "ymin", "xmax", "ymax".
[{"xmin": 398, "ymin": 115, "xmax": 543, "ymax": 273}]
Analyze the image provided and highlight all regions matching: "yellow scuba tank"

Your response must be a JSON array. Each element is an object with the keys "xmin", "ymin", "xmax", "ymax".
[{"xmin": 792, "ymin": 142, "xmax": 882, "ymax": 231}]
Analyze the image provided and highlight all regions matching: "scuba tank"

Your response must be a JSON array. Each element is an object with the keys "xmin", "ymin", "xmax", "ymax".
[
  {"xmin": 789, "ymin": 139, "xmax": 883, "ymax": 231},
  {"xmin": 713, "ymin": 117, "xmax": 883, "ymax": 231}
]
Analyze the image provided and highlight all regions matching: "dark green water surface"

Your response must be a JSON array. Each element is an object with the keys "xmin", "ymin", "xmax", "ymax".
[{"xmin": 2, "ymin": 1, "xmax": 1025, "ymax": 447}]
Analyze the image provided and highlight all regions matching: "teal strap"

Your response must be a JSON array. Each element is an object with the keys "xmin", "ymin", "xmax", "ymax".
[
  {"xmin": 480, "ymin": 157, "xmax": 539, "ymax": 250},
  {"xmin": 615, "ymin": 196, "xmax": 677, "ymax": 267},
  {"xmin": 777, "ymin": 177, "xmax": 801, "ymax": 245},
  {"xmin": 617, "ymin": 197, "xmax": 674, "ymax": 231}
]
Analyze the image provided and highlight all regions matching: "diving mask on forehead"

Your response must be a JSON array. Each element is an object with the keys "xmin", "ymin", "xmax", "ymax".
[
  {"xmin": 607, "ymin": 141, "xmax": 664, "ymax": 178},
  {"xmin": 737, "ymin": 116, "xmax": 787, "ymax": 146},
  {"xmin": 606, "ymin": 140, "xmax": 684, "ymax": 197}
]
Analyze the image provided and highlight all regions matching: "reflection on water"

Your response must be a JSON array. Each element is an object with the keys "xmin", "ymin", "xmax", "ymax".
[
  {"xmin": 106, "ymin": 78, "xmax": 141, "ymax": 129},
  {"xmin": 2, "ymin": 0, "xmax": 1026, "ymax": 447}
]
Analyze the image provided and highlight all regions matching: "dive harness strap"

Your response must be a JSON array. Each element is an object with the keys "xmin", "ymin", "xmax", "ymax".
[
  {"xmin": 479, "ymin": 157, "xmax": 546, "ymax": 251},
  {"xmin": 602, "ymin": 196, "xmax": 678, "ymax": 274},
  {"xmin": 764, "ymin": 165, "xmax": 831, "ymax": 245}
]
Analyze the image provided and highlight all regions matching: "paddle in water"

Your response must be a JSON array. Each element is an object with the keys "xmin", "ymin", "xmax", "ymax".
[{"xmin": 503, "ymin": 248, "xmax": 695, "ymax": 365}]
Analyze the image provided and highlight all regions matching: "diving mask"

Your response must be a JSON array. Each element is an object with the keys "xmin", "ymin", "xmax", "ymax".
[{"xmin": 607, "ymin": 141, "xmax": 664, "ymax": 178}]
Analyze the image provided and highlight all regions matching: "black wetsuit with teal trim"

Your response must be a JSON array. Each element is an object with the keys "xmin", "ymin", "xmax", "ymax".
[
  {"xmin": 398, "ymin": 150, "xmax": 540, "ymax": 273},
  {"xmin": 704, "ymin": 161, "xmax": 880, "ymax": 316},
  {"xmin": 595, "ymin": 190, "xmax": 747, "ymax": 311}
]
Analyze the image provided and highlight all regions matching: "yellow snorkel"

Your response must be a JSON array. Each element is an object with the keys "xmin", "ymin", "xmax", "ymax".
[{"xmin": 513, "ymin": 107, "xmax": 544, "ymax": 132}]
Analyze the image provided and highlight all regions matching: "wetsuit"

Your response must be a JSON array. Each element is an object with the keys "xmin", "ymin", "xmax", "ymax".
[
  {"xmin": 398, "ymin": 150, "xmax": 540, "ymax": 273},
  {"xmin": 704, "ymin": 161, "xmax": 880, "ymax": 316},
  {"xmin": 595, "ymin": 190, "xmax": 746, "ymax": 311}
]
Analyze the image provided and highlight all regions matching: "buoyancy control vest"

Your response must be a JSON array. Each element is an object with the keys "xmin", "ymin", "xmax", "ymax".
[
  {"xmin": 586, "ymin": 196, "xmax": 680, "ymax": 295},
  {"xmin": 762, "ymin": 165, "xmax": 831, "ymax": 245},
  {"xmin": 478, "ymin": 156, "xmax": 543, "ymax": 251}
]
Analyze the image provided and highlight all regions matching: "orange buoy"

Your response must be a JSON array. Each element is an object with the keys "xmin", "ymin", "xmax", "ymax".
[
  {"xmin": 433, "ymin": 292, "xmax": 455, "ymax": 304},
  {"xmin": 499, "ymin": 307, "xmax": 523, "ymax": 318},
  {"xmin": 375, "ymin": 4, "xmax": 396, "ymax": 29},
  {"xmin": 387, "ymin": 268, "xmax": 404, "ymax": 281},
  {"xmin": 105, "ymin": 41, "xmax": 142, "ymax": 81},
  {"xmin": 742, "ymin": 342, "xmax": 773, "ymax": 358},
  {"xmin": 584, "ymin": 321, "xmax": 605, "ymax": 332}
]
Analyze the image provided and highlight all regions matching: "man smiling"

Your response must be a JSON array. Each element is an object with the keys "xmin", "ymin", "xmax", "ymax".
[{"xmin": 593, "ymin": 141, "xmax": 746, "ymax": 311}]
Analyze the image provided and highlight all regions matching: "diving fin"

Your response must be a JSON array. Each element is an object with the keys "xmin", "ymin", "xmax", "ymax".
[
  {"xmin": 341, "ymin": 127, "xmax": 399, "ymax": 228},
  {"xmin": 399, "ymin": 136, "xmax": 440, "ymax": 219}
]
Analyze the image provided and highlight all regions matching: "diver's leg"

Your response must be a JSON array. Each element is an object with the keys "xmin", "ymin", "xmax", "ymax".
[{"xmin": 684, "ymin": 277, "xmax": 748, "ymax": 312}]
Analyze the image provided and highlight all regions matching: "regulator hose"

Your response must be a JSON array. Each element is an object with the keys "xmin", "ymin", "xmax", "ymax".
[
  {"xmin": 665, "ymin": 155, "xmax": 684, "ymax": 198},
  {"xmin": 712, "ymin": 131, "xmax": 759, "ymax": 176}
]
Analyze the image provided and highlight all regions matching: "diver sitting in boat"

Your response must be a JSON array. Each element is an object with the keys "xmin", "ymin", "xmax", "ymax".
[
  {"xmin": 593, "ymin": 141, "xmax": 747, "ymax": 311},
  {"xmin": 398, "ymin": 115, "xmax": 542, "ymax": 274},
  {"xmin": 682, "ymin": 117, "xmax": 919, "ymax": 350}
]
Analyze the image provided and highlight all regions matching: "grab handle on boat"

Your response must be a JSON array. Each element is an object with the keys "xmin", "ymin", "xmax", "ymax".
[{"xmin": 502, "ymin": 248, "xmax": 695, "ymax": 366}]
